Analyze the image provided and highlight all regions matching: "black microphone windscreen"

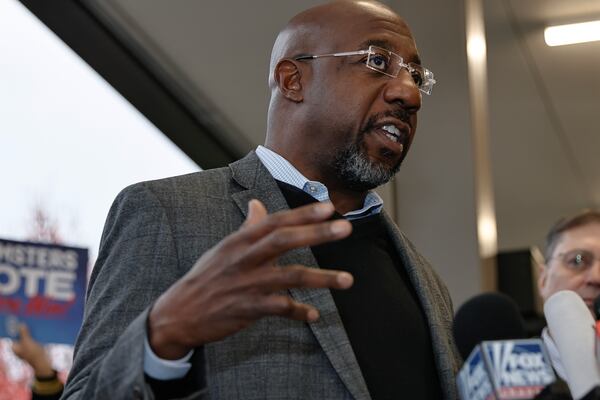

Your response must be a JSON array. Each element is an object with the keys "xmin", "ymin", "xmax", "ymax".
[
  {"xmin": 580, "ymin": 386, "xmax": 600, "ymax": 400},
  {"xmin": 533, "ymin": 380, "xmax": 572, "ymax": 399},
  {"xmin": 453, "ymin": 292, "xmax": 527, "ymax": 360},
  {"xmin": 593, "ymin": 295, "xmax": 600, "ymax": 320}
]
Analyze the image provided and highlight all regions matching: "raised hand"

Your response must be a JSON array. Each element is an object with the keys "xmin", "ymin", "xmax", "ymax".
[
  {"xmin": 12, "ymin": 324, "xmax": 55, "ymax": 378},
  {"xmin": 148, "ymin": 199, "xmax": 353, "ymax": 359}
]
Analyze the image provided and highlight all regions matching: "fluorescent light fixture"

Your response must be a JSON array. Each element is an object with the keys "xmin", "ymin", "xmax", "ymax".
[{"xmin": 545, "ymin": 20, "xmax": 600, "ymax": 46}]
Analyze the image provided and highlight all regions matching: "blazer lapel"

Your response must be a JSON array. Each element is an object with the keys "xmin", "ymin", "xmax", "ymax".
[
  {"xmin": 381, "ymin": 212, "xmax": 459, "ymax": 400},
  {"xmin": 229, "ymin": 152, "xmax": 372, "ymax": 400}
]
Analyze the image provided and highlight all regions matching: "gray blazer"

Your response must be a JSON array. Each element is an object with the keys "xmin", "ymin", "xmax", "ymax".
[{"xmin": 62, "ymin": 152, "xmax": 461, "ymax": 400}]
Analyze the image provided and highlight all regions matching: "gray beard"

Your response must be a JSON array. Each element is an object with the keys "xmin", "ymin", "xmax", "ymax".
[{"xmin": 332, "ymin": 139, "xmax": 401, "ymax": 192}]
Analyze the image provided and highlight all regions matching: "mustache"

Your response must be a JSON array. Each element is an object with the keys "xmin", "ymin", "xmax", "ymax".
[{"xmin": 361, "ymin": 109, "xmax": 411, "ymax": 134}]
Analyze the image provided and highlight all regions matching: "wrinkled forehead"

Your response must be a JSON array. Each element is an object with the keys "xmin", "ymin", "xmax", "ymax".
[
  {"xmin": 329, "ymin": 6, "xmax": 411, "ymax": 39},
  {"xmin": 270, "ymin": 2, "xmax": 421, "ymax": 73},
  {"xmin": 335, "ymin": 14, "xmax": 419, "ymax": 62}
]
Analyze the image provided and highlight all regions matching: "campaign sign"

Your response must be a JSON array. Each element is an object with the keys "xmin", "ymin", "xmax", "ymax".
[{"xmin": 0, "ymin": 238, "xmax": 88, "ymax": 345}]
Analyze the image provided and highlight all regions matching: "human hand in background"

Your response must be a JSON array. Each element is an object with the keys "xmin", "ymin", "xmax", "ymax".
[{"xmin": 12, "ymin": 324, "xmax": 54, "ymax": 378}]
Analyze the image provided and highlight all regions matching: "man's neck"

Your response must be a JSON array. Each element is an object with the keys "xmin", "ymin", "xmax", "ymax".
[
  {"xmin": 260, "ymin": 144, "xmax": 370, "ymax": 215},
  {"xmin": 287, "ymin": 158, "xmax": 369, "ymax": 215},
  {"xmin": 328, "ymin": 189, "xmax": 368, "ymax": 215}
]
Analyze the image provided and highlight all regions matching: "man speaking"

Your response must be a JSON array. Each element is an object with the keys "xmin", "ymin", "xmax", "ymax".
[{"xmin": 62, "ymin": 1, "xmax": 460, "ymax": 399}]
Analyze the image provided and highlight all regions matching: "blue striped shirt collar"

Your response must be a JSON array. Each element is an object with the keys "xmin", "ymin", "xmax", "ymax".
[{"xmin": 255, "ymin": 145, "xmax": 383, "ymax": 219}]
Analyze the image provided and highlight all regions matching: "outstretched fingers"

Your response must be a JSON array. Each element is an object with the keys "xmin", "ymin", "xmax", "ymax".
[
  {"xmin": 238, "ymin": 201, "xmax": 340, "ymax": 243},
  {"xmin": 217, "ymin": 200, "xmax": 352, "ymax": 269},
  {"xmin": 244, "ymin": 294, "xmax": 321, "ymax": 322},
  {"xmin": 242, "ymin": 219, "xmax": 352, "ymax": 267},
  {"xmin": 235, "ymin": 264, "xmax": 353, "ymax": 295}
]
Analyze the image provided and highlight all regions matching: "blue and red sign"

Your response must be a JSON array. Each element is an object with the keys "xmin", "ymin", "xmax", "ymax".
[{"xmin": 0, "ymin": 238, "xmax": 88, "ymax": 345}]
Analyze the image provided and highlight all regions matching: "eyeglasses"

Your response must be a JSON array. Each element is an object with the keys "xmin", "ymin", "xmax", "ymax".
[
  {"xmin": 550, "ymin": 249, "xmax": 600, "ymax": 271},
  {"xmin": 294, "ymin": 45, "xmax": 436, "ymax": 95}
]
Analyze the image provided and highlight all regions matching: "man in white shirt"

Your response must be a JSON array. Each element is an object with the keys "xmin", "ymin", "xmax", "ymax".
[{"xmin": 538, "ymin": 210, "xmax": 600, "ymax": 380}]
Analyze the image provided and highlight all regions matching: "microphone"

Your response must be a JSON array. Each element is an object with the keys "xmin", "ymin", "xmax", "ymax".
[
  {"xmin": 454, "ymin": 292, "xmax": 527, "ymax": 360},
  {"xmin": 544, "ymin": 290, "xmax": 600, "ymax": 400},
  {"xmin": 593, "ymin": 296, "xmax": 600, "ymax": 363},
  {"xmin": 593, "ymin": 296, "xmax": 600, "ymax": 321},
  {"xmin": 454, "ymin": 293, "xmax": 556, "ymax": 399},
  {"xmin": 456, "ymin": 338, "xmax": 557, "ymax": 399}
]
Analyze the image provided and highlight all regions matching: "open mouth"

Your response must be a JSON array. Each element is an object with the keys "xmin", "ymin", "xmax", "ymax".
[
  {"xmin": 381, "ymin": 124, "xmax": 402, "ymax": 143},
  {"xmin": 373, "ymin": 123, "xmax": 407, "ymax": 154}
]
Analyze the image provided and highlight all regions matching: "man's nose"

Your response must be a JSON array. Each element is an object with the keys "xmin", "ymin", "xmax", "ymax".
[
  {"xmin": 586, "ymin": 260, "xmax": 600, "ymax": 285},
  {"xmin": 382, "ymin": 70, "xmax": 422, "ymax": 112}
]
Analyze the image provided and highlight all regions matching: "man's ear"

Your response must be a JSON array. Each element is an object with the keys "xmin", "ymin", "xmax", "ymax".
[{"xmin": 274, "ymin": 59, "xmax": 304, "ymax": 102}]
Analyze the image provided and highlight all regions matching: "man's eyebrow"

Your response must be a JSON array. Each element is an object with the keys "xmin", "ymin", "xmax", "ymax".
[
  {"xmin": 359, "ymin": 39, "xmax": 392, "ymax": 51},
  {"xmin": 359, "ymin": 39, "xmax": 423, "ymax": 65}
]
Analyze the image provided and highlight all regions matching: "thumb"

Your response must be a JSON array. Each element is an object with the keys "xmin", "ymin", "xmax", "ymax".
[
  {"xmin": 244, "ymin": 199, "xmax": 268, "ymax": 226},
  {"xmin": 12, "ymin": 341, "xmax": 23, "ymax": 357},
  {"xmin": 18, "ymin": 324, "xmax": 32, "ymax": 343}
]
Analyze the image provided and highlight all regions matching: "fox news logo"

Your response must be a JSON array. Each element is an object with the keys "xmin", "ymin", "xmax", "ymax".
[
  {"xmin": 457, "ymin": 340, "xmax": 555, "ymax": 400},
  {"xmin": 486, "ymin": 341, "xmax": 555, "ymax": 387}
]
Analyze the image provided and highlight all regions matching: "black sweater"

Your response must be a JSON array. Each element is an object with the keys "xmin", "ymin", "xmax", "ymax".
[{"xmin": 277, "ymin": 181, "xmax": 442, "ymax": 400}]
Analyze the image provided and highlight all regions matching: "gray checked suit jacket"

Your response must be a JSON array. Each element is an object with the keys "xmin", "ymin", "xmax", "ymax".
[{"xmin": 62, "ymin": 152, "xmax": 461, "ymax": 400}]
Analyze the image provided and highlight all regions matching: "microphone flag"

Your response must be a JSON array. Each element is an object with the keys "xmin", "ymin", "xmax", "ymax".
[{"xmin": 457, "ymin": 339, "xmax": 556, "ymax": 400}]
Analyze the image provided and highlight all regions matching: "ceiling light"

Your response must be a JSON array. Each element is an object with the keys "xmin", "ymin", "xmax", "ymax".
[{"xmin": 544, "ymin": 20, "xmax": 600, "ymax": 46}]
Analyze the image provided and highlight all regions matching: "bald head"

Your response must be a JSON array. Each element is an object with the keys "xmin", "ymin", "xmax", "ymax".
[
  {"xmin": 268, "ymin": 1, "xmax": 409, "ymax": 89},
  {"xmin": 264, "ymin": 0, "xmax": 422, "ymax": 195}
]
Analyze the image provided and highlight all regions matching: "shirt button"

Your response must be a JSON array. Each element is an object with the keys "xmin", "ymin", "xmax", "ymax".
[{"xmin": 309, "ymin": 185, "xmax": 317, "ymax": 192}]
